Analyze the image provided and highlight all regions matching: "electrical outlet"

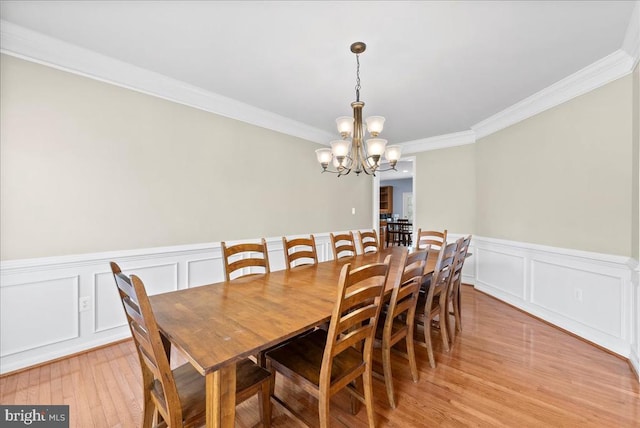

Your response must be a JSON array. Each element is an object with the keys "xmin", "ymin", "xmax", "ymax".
[
  {"xmin": 352, "ymin": 207, "xmax": 356, "ymax": 215},
  {"xmin": 79, "ymin": 296, "xmax": 91, "ymax": 312},
  {"xmin": 574, "ymin": 288, "xmax": 583, "ymax": 303}
]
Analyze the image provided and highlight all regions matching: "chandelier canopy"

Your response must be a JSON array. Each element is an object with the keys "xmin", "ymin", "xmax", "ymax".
[{"xmin": 316, "ymin": 42, "xmax": 401, "ymax": 177}]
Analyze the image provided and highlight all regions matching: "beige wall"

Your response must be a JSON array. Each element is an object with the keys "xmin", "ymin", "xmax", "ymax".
[
  {"xmin": 414, "ymin": 143, "xmax": 476, "ymax": 234},
  {"xmin": 0, "ymin": 55, "xmax": 372, "ymax": 260},
  {"xmin": 476, "ymin": 75, "xmax": 633, "ymax": 256}
]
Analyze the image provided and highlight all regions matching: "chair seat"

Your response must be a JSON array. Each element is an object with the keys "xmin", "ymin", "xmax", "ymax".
[
  {"xmin": 152, "ymin": 358, "xmax": 270, "ymax": 425},
  {"xmin": 266, "ymin": 329, "xmax": 364, "ymax": 387}
]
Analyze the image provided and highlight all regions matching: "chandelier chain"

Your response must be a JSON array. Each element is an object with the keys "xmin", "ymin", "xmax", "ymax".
[{"xmin": 355, "ymin": 53, "xmax": 361, "ymax": 102}]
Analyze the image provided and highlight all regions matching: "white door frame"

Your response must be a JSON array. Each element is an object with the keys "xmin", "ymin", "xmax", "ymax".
[{"xmin": 372, "ymin": 156, "xmax": 417, "ymax": 241}]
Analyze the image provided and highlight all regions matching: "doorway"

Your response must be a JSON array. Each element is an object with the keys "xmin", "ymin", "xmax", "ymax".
[{"xmin": 373, "ymin": 157, "xmax": 416, "ymax": 244}]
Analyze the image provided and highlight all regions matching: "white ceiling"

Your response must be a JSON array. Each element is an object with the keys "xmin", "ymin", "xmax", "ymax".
[{"xmin": 0, "ymin": 1, "xmax": 636, "ymax": 146}]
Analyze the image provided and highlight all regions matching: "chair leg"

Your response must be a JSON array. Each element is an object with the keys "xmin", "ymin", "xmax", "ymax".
[
  {"xmin": 454, "ymin": 282, "xmax": 462, "ymax": 332},
  {"xmin": 266, "ymin": 359, "xmax": 276, "ymax": 398},
  {"xmin": 406, "ymin": 331, "xmax": 419, "ymax": 383},
  {"xmin": 440, "ymin": 305, "xmax": 451, "ymax": 352},
  {"xmin": 362, "ymin": 370, "xmax": 377, "ymax": 428},
  {"xmin": 424, "ymin": 318, "xmax": 436, "ymax": 368},
  {"xmin": 142, "ymin": 375, "xmax": 155, "ymax": 428},
  {"xmin": 351, "ymin": 376, "xmax": 363, "ymax": 415},
  {"xmin": 145, "ymin": 406, "xmax": 157, "ymax": 428},
  {"xmin": 258, "ymin": 379, "xmax": 271, "ymax": 427},
  {"xmin": 381, "ymin": 342, "xmax": 396, "ymax": 408},
  {"xmin": 319, "ymin": 392, "xmax": 331, "ymax": 428},
  {"xmin": 448, "ymin": 299, "xmax": 457, "ymax": 341}
]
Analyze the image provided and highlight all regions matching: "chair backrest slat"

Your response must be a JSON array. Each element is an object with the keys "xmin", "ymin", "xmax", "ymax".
[
  {"xmin": 221, "ymin": 238, "xmax": 271, "ymax": 281},
  {"xmin": 415, "ymin": 229, "xmax": 447, "ymax": 251},
  {"xmin": 451, "ymin": 235, "xmax": 472, "ymax": 285},
  {"xmin": 432, "ymin": 241, "xmax": 458, "ymax": 308},
  {"xmin": 330, "ymin": 232, "xmax": 357, "ymax": 259},
  {"xmin": 283, "ymin": 235, "xmax": 318, "ymax": 270},
  {"xmin": 358, "ymin": 230, "xmax": 379, "ymax": 254}
]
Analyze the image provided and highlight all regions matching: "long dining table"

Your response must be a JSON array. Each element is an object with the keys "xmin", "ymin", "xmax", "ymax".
[{"xmin": 150, "ymin": 245, "xmax": 436, "ymax": 427}]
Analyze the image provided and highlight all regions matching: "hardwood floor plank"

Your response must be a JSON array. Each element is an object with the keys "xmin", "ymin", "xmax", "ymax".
[
  {"xmin": 0, "ymin": 367, "xmax": 19, "ymax": 403},
  {"xmin": 49, "ymin": 360, "xmax": 63, "ymax": 405},
  {"xmin": 12, "ymin": 367, "xmax": 31, "ymax": 404},
  {"xmin": 102, "ymin": 344, "xmax": 138, "ymax": 428},
  {"xmin": 0, "ymin": 287, "xmax": 638, "ymax": 427},
  {"xmin": 37, "ymin": 364, "xmax": 51, "ymax": 405}
]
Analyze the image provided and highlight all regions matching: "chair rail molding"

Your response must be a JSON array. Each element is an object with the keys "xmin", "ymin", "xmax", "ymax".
[{"xmin": 473, "ymin": 236, "xmax": 634, "ymax": 360}]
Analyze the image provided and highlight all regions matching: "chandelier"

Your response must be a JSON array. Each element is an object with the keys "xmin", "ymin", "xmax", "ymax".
[{"xmin": 315, "ymin": 42, "xmax": 402, "ymax": 177}]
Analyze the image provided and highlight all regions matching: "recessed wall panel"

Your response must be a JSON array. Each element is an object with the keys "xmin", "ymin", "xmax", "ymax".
[
  {"xmin": 476, "ymin": 248, "xmax": 525, "ymax": 298},
  {"xmin": 0, "ymin": 276, "xmax": 79, "ymax": 356},
  {"xmin": 94, "ymin": 272, "xmax": 127, "ymax": 332},
  {"xmin": 187, "ymin": 257, "xmax": 222, "ymax": 288},
  {"xmin": 531, "ymin": 259, "xmax": 622, "ymax": 337}
]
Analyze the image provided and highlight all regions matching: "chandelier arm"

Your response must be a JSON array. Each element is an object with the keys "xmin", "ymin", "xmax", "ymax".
[{"xmin": 374, "ymin": 164, "xmax": 398, "ymax": 172}]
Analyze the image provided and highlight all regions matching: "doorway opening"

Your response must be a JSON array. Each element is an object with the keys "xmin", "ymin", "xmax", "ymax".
[{"xmin": 373, "ymin": 157, "xmax": 416, "ymax": 247}]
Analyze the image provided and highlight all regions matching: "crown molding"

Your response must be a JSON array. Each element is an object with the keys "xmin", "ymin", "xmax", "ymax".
[
  {"xmin": 399, "ymin": 130, "xmax": 476, "ymax": 153},
  {"xmin": 622, "ymin": 1, "xmax": 640, "ymax": 67},
  {"xmin": 1, "ymin": 17, "xmax": 637, "ymax": 150},
  {"xmin": 471, "ymin": 49, "xmax": 635, "ymax": 140},
  {"xmin": 0, "ymin": 20, "xmax": 334, "ymax": 145}
]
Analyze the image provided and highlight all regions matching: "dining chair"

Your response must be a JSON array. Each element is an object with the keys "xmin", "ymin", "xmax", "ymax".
[
  {"xmin": 450, "ymin": 235, "xmax": 472, "ymax": 334},
  {"xmin": 374, "ymin": 248, "xmax": 428, "ymax": 408},
  {"xmin": 330, "ymin": 231, "xmax": 357, "ymax": 259},
  {"xmin": 358, "ymin": 229, "xmax": 380, "ymax": 254},
  {"xmin": 414, "ymin": 240, "xmax": 458, "ymax": 367},
  {"xmin": 221, "ymin": 238, "xmax": 270, "ymax": 281},
  {"xmin": 398, "ymin": 220, "xmax": 413, "ymax": 246},
  {"xmin": 283, "ymin": 235, "xmax": 318, "ymax": 270},
  {"xmin": 414, "ymin": 229, "xmax": 447, "ymax": 251},
  {"xmin": 109, "ymin": 262, "xmax": 272, "ymax": 428},
  {"xmin": 385, "ymin": 222, "xmax": 401, "ymax": 247},
  {"xmin": 415, "ymin": 229, "xmax": 447, "ymax": 290},
  {"xmin": 265, "ymin": 256, "xmax": 391, "ymax": 428}
]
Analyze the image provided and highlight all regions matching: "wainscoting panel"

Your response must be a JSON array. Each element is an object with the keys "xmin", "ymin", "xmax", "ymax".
[
  {"xmin": 476, "ymin": 247, "xmax": 526, "ymax": 299},
  {"xmin": 2, "ymin": 233, "xmax": 635, "ymax": 374},
  {"xmin": 0, "ymin": 232, "xmax": 341, "ymax": 374},
  {"xmin": 474, "ymin": 237, "xmax": 633, "ymax": 358},
  {"xmin": 187, "ymin": 256, "xmax": 223, "ymax": 288},
  {"xmin": 531, "ymin": 259, "xmax": 623, "ymax": 337},
  {"xmin": 631, "ymin": 260, "xmax": 640, "ymax": 381},
  {"xmin": 94, "ymin": 271, "xmax": 127, "ymax": 333},
  {"xmin": 0, "ymin": 275, "xmax": 79, "ymax": 357}
]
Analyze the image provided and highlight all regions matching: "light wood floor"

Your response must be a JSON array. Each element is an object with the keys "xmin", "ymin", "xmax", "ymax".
[{"xmin": 1, "ymin": 286, "xmax": 638, "ymax": 427}]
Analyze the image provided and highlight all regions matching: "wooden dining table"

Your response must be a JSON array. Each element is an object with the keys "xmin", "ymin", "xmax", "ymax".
[{"xmin": 150, "ymin": 245, "xmax": 436, "ymax": 427}]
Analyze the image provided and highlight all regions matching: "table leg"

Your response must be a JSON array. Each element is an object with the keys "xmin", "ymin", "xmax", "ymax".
[{"xmin": 206, "ymin": 363, "xmax": 236, "ymax": 428}]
